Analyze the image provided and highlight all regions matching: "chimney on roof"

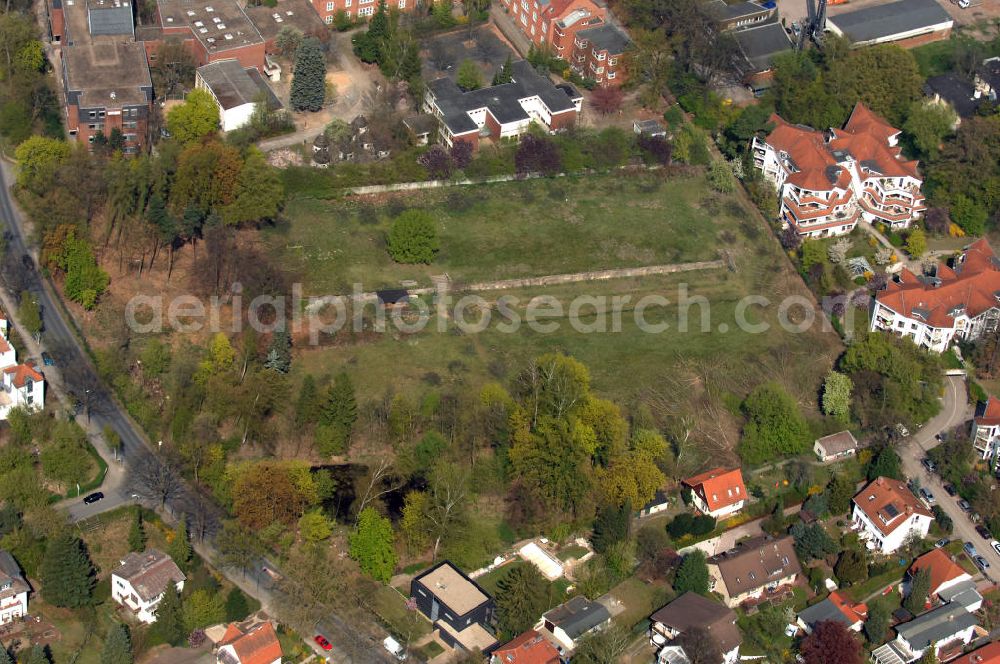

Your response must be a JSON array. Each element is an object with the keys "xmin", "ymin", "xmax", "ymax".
[
  {"xmin": 876, "ymin": 477, "xmax": 885, "ymax": 486},
  {"xmin": 905, "ymin": 505, "xmax": 913, "ymax": 514}
]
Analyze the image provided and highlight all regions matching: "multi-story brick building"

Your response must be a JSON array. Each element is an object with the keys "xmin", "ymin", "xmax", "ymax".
[
  {"xmin": 146, "ymin": 0, "xmax": 266, "ymax": 71},
  {"xmin": 569, "ymin": 22, "xmax": 628, "ymax": 86},
  {"xmin": 244, "ymin": 0, "xmax": 326, "ymax": 54},
  {"xmin": 498, "ymin": 0, "xmax": 606, "ymax": 49},
  {"xmin": 424, "ymin": 59, "xmax": 582, "ymax": 149},
  {"xmin": 308, "ymin": 0, "xmax": 412, "ymax": 25},
  {"xmin": 752, "ymin": 102, "xmax": 926, "ymax": 238}
]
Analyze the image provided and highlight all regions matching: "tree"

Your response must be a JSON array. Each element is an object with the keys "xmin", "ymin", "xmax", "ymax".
[
  {"xmin": 14, "ymin": 136, "xmax": 71, "ymax": 194},
  {"xmin": 39, "ymin": 533, "xmax": 94, "ymax": 608},
  {"xmin": 790, "ymin": 522, "xmax": 838, "ymax": 561},
  {"xmin": 349, "ymin": 507, "xmax": 396, "ymax": 583},
  {"xmin": 493, "ymin": 55, "xmax": 513, "ymax": 85},
  {"xmin": 418, "ymin": 145, "xmax": 453, "ymax": 179},
  {"xmin": 636, "ymin": 524, "xmax": 670, "ymax": 564},
  {"xmin": 274, "ymin": 26, "xmax": 304, "ymax": 56},
  {"xmin": 739, "ymin": 382, "xmax": 811, "ymax": 464},
  {"xmin": 450, "ymin": 141, "xmax": 473, "ymax": 170},
  {"xmin": 919, "ymin": 648, "xmax": 939, "ymax": 664},
  {"xmin": 674, "ymin": 550, "xmax": 709, "ymax": 595},
  {"xmin": 387, "ymin": 210, "xmax": 439, "ymax": 264},
  {"xmin": 865, "ymin": 599, "xmax": 891, "ymax": 644},
  {"xmin": 166, "ymin": 89, "xmax": 219, "ymax": 143},
  {"xmin": 676, "ymin": 626, "xmax": 722, "ymax": 664},
  {"xmin": 424, "ymin": 462, "xmax": 470, "ymax": 561},
  {"xmin": 127, "ymin": 508, "xmax": 146, "ymax": 552},
  {"xmin": 153, "ymin": 585, "xmax": 185, "ymax": 645},
  {"xmin": 456, "ymin": 59, "xmax": 483, "ymax": 91},
  {"xmin": 221, "ymin": 147, "xmax": 284, "ymax": 226},
  {"xmin": 591, "ymin": 86, "xmax": 624, "ymax": 115},
  {"xmin": 182, "ymin": 588, "xmax": 226, "ymax": 632},
  {"xmin": 867, "ymin": 447, "xmax": 903, "ymax": 481},
  {"xmin": 591, "ymin": 503, "xmax": 630, "ymax": 554},
  {"xmin": 905, "ymin": 567, "xmax": 932, "ymax": 614},
  {"xmin": 515, "ymin": 134, "xmax": 561, "ymax": 176},
  {"xmin": 168, "ymin": 518, "xmax": 192, "ymax": 571},
  {"xmin": 903, "ymin": 101, "xmax": 956, "ymax": 159},
  {"xmin": 801, "ymin": 620, "xmax": 863, "ymax": 664},
  {"xmin": 905, "ymin": 227, "xmax": 927, "ymax": 258},
  {"xmin": 822, "ymin": 371, "xmax": 853, "ymax": 421},
  {"xmin": 400, "ymin": 490, "xmax": 430, "ymax": 552},
  {"xmin": 708, "ymin": 160, "xmax": 735, "ymax": 193},
  {"xmin": 225, "ymin": 587, "xmax": 251, "ymax": 621},
  {"xmin": 317, "ymin": 372, "xmax": 357, "ymax": 456},
  {"xmin": 572, "ymin": 623, "xmax": 631, "ymax": 664},
  {"xmin": 494, "ymin": 564, "xmax": 548, "ymax": 638},
  {"xmin": 216, "ymin": 520, "xmax": 263, "ymax": 575},
  {"xmin": 101, "ymin": 624, "xmax": 133, "ymax": 664},
  {"xmin": 0, "ymin": 645, "xmax": 12, "ymax": 664},
  {"xmin": 23, "ymin": 646, "xmax": 49, "ymax": 664},
  {"xmin": 298, "ymin": 509, "xmax": 333, "ymax": 543},
  {"xmin": 290, "ymin": 38, "xmax": 326, "ymax": 112},
  {"xmin": 827, "ymin": 473, "xmax": 856, "ymax": 515},
  {"xmin": 834, "ymin": 549, "xmax": 867, "ymax": 586},
  {"xmin": 231, "ymin": 461, "xmax": 318, "ymax": 529}
]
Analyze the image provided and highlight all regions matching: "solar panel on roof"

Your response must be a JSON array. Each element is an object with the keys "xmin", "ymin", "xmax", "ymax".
[{"xmin": 884, "ymin": 503, "xmax": 900, "ymax": 518}]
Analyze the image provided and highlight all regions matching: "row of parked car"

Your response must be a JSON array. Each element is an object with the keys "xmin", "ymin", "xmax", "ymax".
[{"xmin": 921, "ymin": 457, "xmax": 1000, "ymax": 573}]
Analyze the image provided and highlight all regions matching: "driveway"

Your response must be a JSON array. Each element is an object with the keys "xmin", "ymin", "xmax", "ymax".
[{"xmin": 898, "ymin": 376, "xmax": 994, "ymax": 581}]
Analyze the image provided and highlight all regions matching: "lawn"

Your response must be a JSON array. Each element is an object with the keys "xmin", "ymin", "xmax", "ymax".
[
  {"xmin": 607, "ymin": 577, "xmax": 671, "ymax": 629},
  {"xmin": 911, "ymin": 35, "xmax": 1000, "ymax": 78},
  {"xmin": 77, "ymin": 506, "xmax": 169, "ymax": 579},
  {"xmin": 369, "ymin": 585, "xmax": 432, "ymax": 641},
  {"xmin": 556, "ymin": 544, "xmax": 589, "ymax": 562}
]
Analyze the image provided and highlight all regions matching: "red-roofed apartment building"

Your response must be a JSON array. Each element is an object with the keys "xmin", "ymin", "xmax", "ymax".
[
  {"xmin": 871, "ymin": 238, "xmax": 1000, "ymax": 353},
  {"xmin": 752, "ymin": 102, "xmax": 926, "ymax": 238},
  {"xmin": 851, "ymin": 477, "xmax": 933, "ymax": 554},
  {"xmin": 973, "ymin": 395, "xmax": 1000, "ymax": 465},
  {"xmin": 216, "ymin": 621, "xmax": 282, "ymax": 664},
  {"xmin": 682, "ymin": 468, "xmax": 747, "ymax": 519},
  {"xmin": 0, "ymin": 313, "xmax": 44, "ymax": 419},
  {"xmin": 490, "ymin": 630, "xmax": 560, "ymax": 664}
]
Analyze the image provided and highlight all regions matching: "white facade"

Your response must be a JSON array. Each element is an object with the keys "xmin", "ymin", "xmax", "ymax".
[
  {"xmin": 972, "ymin": 418, "xmax": 1000, "ymax": 464},
  {"xmin": 0, "ymin": 586, "xmax": 27, "ymax": 625},
  {"xmin": 217, "ymin": 643, "xmax": 281, "ymax": 664},
  {"xmin": 690, "ymin": 493, "xmax": 744, "ymax": 519},
  {"xmin": 111, "ymin": 571, "xmax": 185, "ymax": 624},
  {"xmin": 870, "ymin": 299, "xmax": 985, "ymax": 353},
  {"xmin": 195, "ymin": 72, "xmax": 255, "ymax": 133},
  {"xmin": 851, "ymin": 501, "xmax": 932, "ymax": 554},
  {"xmin": 0, "ymin": 317, "xmax": 45, "ymax": 420}
]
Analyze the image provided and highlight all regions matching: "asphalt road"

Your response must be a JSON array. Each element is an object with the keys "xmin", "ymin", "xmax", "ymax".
[
  {"xmin": 900, "ymin": 375, "xmax": 996, "ymax": 583},
  {"xmin": 0, "ymin": 160, "xmax": 398, "ymax": 664}
]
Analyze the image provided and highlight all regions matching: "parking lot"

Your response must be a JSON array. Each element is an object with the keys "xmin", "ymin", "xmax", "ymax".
[{"xmin": 421, "ymin": 26, "xmax": 516, "ymax": 85}]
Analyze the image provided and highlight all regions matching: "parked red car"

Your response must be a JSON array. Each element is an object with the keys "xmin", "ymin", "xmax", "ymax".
[{"xmin": 314, "ymin": 635, "xmax": 333, "ymax": 651}]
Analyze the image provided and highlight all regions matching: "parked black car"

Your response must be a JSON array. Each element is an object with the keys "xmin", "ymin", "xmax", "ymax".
[{"xmin": 83, "ymin": 492, "xmax": 104, "ymax": 505}]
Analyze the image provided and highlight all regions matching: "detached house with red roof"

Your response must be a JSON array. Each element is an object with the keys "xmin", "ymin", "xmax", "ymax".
[
  {"xmin": 682, "ymin": 468, "xmax": 747, "ymax": 519},
  {"xmin": 490, "ymin": 630, "xmax": 560, "ymax": 664},
  {"xmin": 0, "ymin": 313, "xmax": 44, "ymax": 420},
  {"xmin": 851, "ymin": 477, "xmax": 933, "ymax": 554},
  {"xmin": 871, "ymin": 238, "xmax": 1000, "ymax": 353},
  {"xmin": 796, "ymin": 590, "xmax": 868, "ymax": 634},
  {"xmin": 752, "ymin": 102, "xmax": 926, "ymax": 238},
  {"xmin": 906, "ymin": 548, "xmax": 982, "ymax": 612},
  {"xmin": 972, "ymin": 395, "xmax": 1000, "ymax": 465},
  {"xmin": 216, "ymin": 621, "xmax": 282, "ymax": 664}
]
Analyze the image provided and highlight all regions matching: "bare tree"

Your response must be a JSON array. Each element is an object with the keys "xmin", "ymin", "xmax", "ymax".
[
  {"xmin": 426, "ymin": 462, "xmax": 470, "ymax": 561},
  {"xmin": 353, "ymin": 457, "xmax": 402, "ymax": 522},
  {"xmin": 127, "ymin": 454, "xmax": 184, "ymax": 509},
  {"xmin": 181, "ymin": 488, "xmax": 221, "ymax": 542}
]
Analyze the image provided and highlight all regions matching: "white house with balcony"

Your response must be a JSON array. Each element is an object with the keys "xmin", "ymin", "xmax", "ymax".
[
  {"xmin": 0, "ymin": 550, "xmax": 29, "ymax": 625},
  {"xmin": 851, "ymin": 477, "xmax": 933, "ymax": 555},
  {"xmin": 752, "ymin": 103, "xmax": 925, "ymax": 238},
  {"xmin": 0, "ymin": 312, "xmax": 44, "ymax": 420},
  {"xmin": 871, "ymin": 239, "xmax": 1000, "ymax": 353},
  {"xmin": 972, "ymin": 395, "xmax": 1000, "ymax": 467},
  {"xmin": 111, "ymin": 549, "xmax": 185, "ymax": 624}
]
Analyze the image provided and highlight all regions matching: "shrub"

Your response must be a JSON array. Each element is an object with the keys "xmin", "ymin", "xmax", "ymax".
[{"xmin": 387, "ymin": 210, "xmax": 439, "ymax": 264}]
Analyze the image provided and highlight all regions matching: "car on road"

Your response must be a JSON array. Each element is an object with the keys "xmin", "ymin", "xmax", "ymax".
[
  {"xmin": 314, "ymin": 635, "xmax": 332, "ymax": 651},
  {"xmin": 921, "ymin": 458, "xmax": 936, "ymax": 473},
  {"xmin": 41, "ymin": 352, "xmax": 54, "ymax": 367},
  {"xmin": 965, "ymin": 542, "xmax": 978, "ymax": 557},
  {"xmin": 919, "ymin": 488, "xmax": 936, "ymax": 505},
  {"xmin": 943, "ymin": 483, "xmax": 957, "ymax": 496},
  {"xmin": 935, "ymin": 538, "xmax": 950, "ymax": 548},
  {"xmin": 82, "ymin": 492, "xmax": 104, "ymax": 504},
  {"xmin": 959, "ymin": 499, "xmax": 972, "ymax": 512},
  {"xmin": 978, "ymin": 525, "xmax": 993, "ymax": 540},
  {"xmin": 975, "ymin": 555, "xmax": 990, "ymax": 571}
]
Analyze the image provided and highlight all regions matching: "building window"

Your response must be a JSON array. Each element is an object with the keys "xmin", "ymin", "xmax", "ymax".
[
  {"xmin": 358, "ymin": 5, "xmax": 373, "ymax": 15},
  {"xmin": 326, "ymin": 1, "xmax": 334, "ymax": 9},
  {"xmin": 607, "ymin": 71, "xmax": 616, "ymax": 79},
  {"xmin": 520, "ymin": 12, "xmax": 526, "ymax": 24},
  {"xmin": 608, "ymin": 57, "xmax": 617, "ymax": 65},
  {"xmin": 398, "ymin": 0, "xmax": 405, "ymax": 7},
  {"xmin": 531, "ymin": 10, "xmax": 536, "ymax": 20},
  {"xmin": 325, "ymin": 13, "xmax": 333, "ymax": 21},
  {"xmin": 89, "ymin": 111, "xmax": 96, "ymax": 118},
  {"xmin": 345, "ymin": 0, "xmax": 351, "ymax": 7}
]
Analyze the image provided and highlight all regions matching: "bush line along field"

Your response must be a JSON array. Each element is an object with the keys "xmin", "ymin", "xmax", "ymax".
[{"xmin": 272, "ymin": 170, "xmax": 843, "ymax": 418}]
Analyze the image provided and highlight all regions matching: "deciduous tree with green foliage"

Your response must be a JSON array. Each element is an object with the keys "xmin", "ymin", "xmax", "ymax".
[
  {"xmin": 166, "ymin": 89, "xmax": 219, "ymax": 143},
  {"xmin": 387, "ymin": 210, "xmax": 439, "ymax": 264},
  {"xmin": 903, "ymin": 101, "xmax": 956, "ymax": 159},
  {"xmin": 822, "ymin": 371, "xmax": 853, "ymax": 422},
  {"xmin": 14, "ymin": 136, "xmax": 71, "ymax": 195},
  {"xmin": 349, "ymin": 507, "xmax": 396, "ymax": 583},
  {"xmin": 867, "ymin": 447, "xmax": 903, "ymax": 482},
  {"xmin": 40, "ymin": 533, "xmax": 94, "ymax": 608},
  {"xmin": 168, "ymin": 518, "xmax": 192, "ymax": 571},
  {"xmin": 591, "ymin": 503, "xmax": 630, "ymax": 554},
  {"xmin": 221, "ymin": 147, "xmax": 284, "ymax": 226},
  {"xmin": 906, "ymin": 227, "xmax": 927, "ymax": 258},
  {"xmin": 456, "ymin": 59, "xmax": 483, "ymax": 91},
  {"xmin": 298, "ymin": 509, "xmax": 333, "ymax": 543},
  {"xmin": 739, "ymin": 382, "xmax": 811, "ymax": 464},
  {"xmin": 674, "ymin": 550, "xmax": 709, "ymax": 595},
  {"xmin": 183, "ymin": 588, "xmax": 226, "ymax": 632},
  {"xmin": 290, "ymin": 38, "xmax": 326, "ymax": 112},
  {"xmin": 834, "ymin": 549, "xmax": 867, "ymax": 586}
]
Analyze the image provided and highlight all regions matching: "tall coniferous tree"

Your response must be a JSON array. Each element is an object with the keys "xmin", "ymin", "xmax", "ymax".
[
  {"xmin": 40, "ymin": 534, "xmax": 94, "ymax": 608},
  {"xmin": 290, "ymin": 38, "xmax": 327, "ymax": 112}
]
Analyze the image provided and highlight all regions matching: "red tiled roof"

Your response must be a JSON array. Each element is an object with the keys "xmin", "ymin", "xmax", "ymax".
[
  {"xmin": 876, "ymin": 239, "xmax": 1000, "ymax": 329},
  {"xmin": 828, "ymin": 590, "xmax": 867, "ymax": 625},
  {"xmin": 951, "ymin": 641, "xmax": 1000, "ymax": 664},
  {"xmin": 492, "ymin": 630, "xmax": 561, "ymax": 664},
  {"xmin": 219, "ymin": 622, "xmax": 282, "ymax": 664},
  {"xmin": 3, "ymin": 363, "xmax": 42, "ymax": 388},
  {"xmin": 844, "ymin": 103, "xmax": 899, "ymax": 143},
  {"xmin": 909, "ymin": 548, "xmax": 970, "ymax": 597},
  {"xmin": 976, "ymin": 396, "xmax": 1000, "ymax": 427},
  {"xmin": 853, "ymin": 477, "xmax": 933, "ymax": 537},
  {"xmin": 683, "ymin": 467, "xmax": 746, "ymax": 513}
]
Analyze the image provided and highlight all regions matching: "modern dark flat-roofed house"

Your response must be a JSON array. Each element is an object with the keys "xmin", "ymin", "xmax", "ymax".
[
  {"xmin": 826, "ymin": 0, "xmax": 953, "ymax": 48},
  {"xmin": 410, "ymin": 561, "xmax": 497, "ymax": 654},
  {"xmin": 424, "ymin": 60, "xmax": 582, "ymax": 150}
]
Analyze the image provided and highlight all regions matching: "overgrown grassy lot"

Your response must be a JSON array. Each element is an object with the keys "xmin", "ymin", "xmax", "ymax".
[{"xmin": 272, "ymin": 171, "xmax": 843, "ymax": 446}]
